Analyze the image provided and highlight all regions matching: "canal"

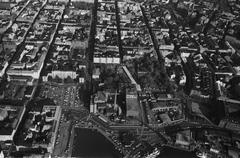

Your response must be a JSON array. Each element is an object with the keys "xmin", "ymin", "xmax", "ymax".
[{"xmin": 72, "ymin": 128, "xmax": 122, "ymax": 158}]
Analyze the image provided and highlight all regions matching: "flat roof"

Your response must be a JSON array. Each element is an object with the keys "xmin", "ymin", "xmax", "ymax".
[{"xmin": 0, "ymin": 105, "xmax": 24, "ymax": 135}]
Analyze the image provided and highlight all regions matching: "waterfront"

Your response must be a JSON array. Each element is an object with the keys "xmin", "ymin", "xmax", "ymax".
[
  {"xmin": 158, "ymin": 147, "xmax": 197, "ymax": 158},
  {"xmin": 72, "ymin": 128, "xmax": 122, "ymax": 158}
]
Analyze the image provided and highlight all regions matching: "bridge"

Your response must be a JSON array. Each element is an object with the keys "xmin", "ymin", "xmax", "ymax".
[{"xmin": 162, "ymin": 121, "xmax": 235, "ymax": 135}]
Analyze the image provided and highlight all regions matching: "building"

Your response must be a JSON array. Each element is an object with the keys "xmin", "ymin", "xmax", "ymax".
[
  {"xmin": 151, "ymin": 100, "xmax": 179, "ymax": 113},
  {"xmin": 7, "ymin": 43, "xmax": 49, "ymax": 80},
  {"xmin": 71, "ymin": 0, "xmax": 94, "ymax": 3},
  {"xmin": 15, "ymin": 105, "xmax": 61, "ymax": 154},
  {"xmin": 91, "ymin": 91, "xmax": 108, "ymax": 113},
  {"xmin": 0, "ymin": 105, "xmax": 25, "ymax": 141},
  {"xmin": 219, "ymin": 118, "xmax": 240, "ymax": 132},
  {"xmin": 41, "ymin": 105, "xmax": 61, "ymax": 153},
  {"xmin": 48, "ymin": 0, "xmax": 69, "ymax": 4},
  {"xmin": 175, "ymin": 130, "xmax": 191, "ymax": 147},
  {"xmin": 43, "ymin": 71, "xmax": 77, "ymax": 81},
  {"xmin": 0, "ymin": 1, "xmax": 11, "ymax": 10}
]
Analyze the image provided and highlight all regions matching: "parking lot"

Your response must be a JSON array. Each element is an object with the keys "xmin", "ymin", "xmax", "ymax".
[{"xmin": 39, "ymin": 84, "xmax": 83, "ymax": 108}]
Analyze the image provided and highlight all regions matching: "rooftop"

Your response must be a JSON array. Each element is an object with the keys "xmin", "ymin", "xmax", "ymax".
[{"xmin": 0, "ymin": 105, "xmax": 24, "ymax": 136}]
